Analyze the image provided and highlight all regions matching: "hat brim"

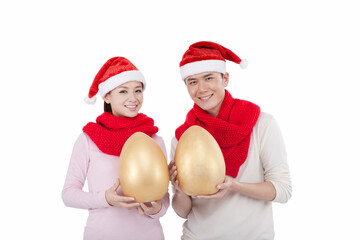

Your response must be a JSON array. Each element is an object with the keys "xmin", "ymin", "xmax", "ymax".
[
  {"xmin": 98, "ymin": 70, "xmax": 146, "ymax": 98},
  {"xmin": 180, "ymin": 60, "xmax": 226, "ymax": 80}
]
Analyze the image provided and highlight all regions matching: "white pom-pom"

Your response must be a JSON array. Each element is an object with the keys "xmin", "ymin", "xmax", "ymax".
[
  {"xmin": 84, "ymin": 96, "xmax": 97, "ymax": 104},
  {"xmin": 239, "ymin": 59, "xmax": 249, "ymax": 69}
]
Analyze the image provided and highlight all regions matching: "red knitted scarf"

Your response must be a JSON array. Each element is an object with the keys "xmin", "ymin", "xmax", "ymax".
[
  {"xmin": 175, "ymin": 90, "xmax": 260, "ymax": 178},
  {"xmin": 83, "ymin": 112, "xmax": 159, "ymax": 156}
]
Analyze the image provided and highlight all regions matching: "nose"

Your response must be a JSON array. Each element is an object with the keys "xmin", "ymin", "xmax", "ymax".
[
  {"xmin": 128, "ymin": 92, "xmax": 137, "ymax": 102},
  {"xmin": 198, "ymin": 80, "xmax": 208, "ymax": 93}
]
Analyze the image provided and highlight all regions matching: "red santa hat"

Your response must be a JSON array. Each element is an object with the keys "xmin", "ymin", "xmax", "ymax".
[
  {"xmin": 84, "ymin": 57, "xmax": 146, "ymax": 104},
  {"xmin": 179, "ymin": 41, "xmax": 248, "ymax": 80}
]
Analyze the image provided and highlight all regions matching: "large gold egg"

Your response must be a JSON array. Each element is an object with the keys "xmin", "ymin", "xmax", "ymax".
[
  {"xmin": 119, "ymin": 132, "xmax": 169, "ymax": 203},
  {"xmin": 174, "ymin": 125, "xmax": 226, "ymax": 196}
]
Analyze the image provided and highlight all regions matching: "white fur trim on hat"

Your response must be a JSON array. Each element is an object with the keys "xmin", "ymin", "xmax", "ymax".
[
  {"xmin": 98, "ymin": 70, "xmax": 146, "ymax": 99},
  {"xmin": 84, "ymin": 96, "xmax": 97, "ymax": 104},
  {"xmin": 180, "ymin": 60, "xmax": 226, "ymax": 80},
  {"xmin": 239, "ymin": 59, "xmax": 249, "ymax": 69}
]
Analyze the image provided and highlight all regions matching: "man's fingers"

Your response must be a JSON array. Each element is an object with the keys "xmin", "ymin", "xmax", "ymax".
[
  {"xmin": 168, "ymin": 160, "xmax": 175, "ymax": 170},
  {"xmin": 170, "ymin": 170, "xmax": 178, "ymax": 182}
]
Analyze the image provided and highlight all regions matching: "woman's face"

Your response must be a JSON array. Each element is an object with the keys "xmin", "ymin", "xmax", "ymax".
[
  {"xmin": 185, "ymin": 72, "xmax": 229, "ymax": 117},
  {"xmin": 104, "ymin": 81, "xmax": 143, "ymax": 118}
]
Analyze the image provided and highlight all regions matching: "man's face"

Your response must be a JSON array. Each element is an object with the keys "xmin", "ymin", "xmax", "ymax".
[{"xmin": 184, "ymin": 72, "xmax": 229, "ymax": 117}]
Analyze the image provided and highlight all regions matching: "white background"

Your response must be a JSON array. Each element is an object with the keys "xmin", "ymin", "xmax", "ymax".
[{"xmin": 1, "ymin": 0, "xmax": 359, "ymax": 239}]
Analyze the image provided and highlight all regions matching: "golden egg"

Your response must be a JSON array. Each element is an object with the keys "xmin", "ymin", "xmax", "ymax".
[
  {"xmin": 174, "ymin": 125, "xmax": 225, "ymax": 196},
  {"xmin": 119, "ymin": 132, "xmax": 169, "ymax": 203}
]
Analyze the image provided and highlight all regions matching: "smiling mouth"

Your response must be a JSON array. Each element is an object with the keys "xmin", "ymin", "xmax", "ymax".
[
  {"xmin": 125, "ymin": 105, "xmax": 137, "ymax": 110},
  {"xmin": 198, "ymin": 94, "xmax": 213, "ymax": 101}
]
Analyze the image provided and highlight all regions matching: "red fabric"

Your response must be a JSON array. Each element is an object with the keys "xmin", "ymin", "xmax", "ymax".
[
  {"xmin": 83, "ymin": 112, "xmax": 159, "ymax": 156},
  {"xmin": 87, "ymin": 57, "xmax": 140, "ymax": 99},
  {"xmin": 179, "ymin": 41, "xmax": 241, "ymax": 66},
  {"xmin": 175, "ymin": 90, "xmax": 260, "ymax": 178}
]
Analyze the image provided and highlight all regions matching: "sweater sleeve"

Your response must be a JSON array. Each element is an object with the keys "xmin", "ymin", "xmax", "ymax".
[
  {"xmin": 147, "ymin": 135, "xmax": 170, "ymax": 219},
  {"xmin": 170, "ymin": 136, "xmax": 178, "ymax": 161},
  {"xmin": 259, "ymin": 114, "xmax": 292, "ymax": 204},
  {"xmin": 62, "ymin": 133, "xmax": 110, "ymax": 209},
  {"xmin": 147, "ymin": 192, "xmax": 170, "ymax": 219}
]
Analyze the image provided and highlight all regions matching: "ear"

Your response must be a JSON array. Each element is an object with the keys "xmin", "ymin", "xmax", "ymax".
[
  {"xmin": 104, "ymin": 92, "xmax": 111, "ymax": 104},
  {"xmin": 223, "ymin": 73, "xmax": 229, "ymax": 87}
]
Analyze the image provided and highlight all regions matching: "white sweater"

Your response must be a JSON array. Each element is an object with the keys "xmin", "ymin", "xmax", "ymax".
[{"xmin": 170, "ymin": 113, "xmax": 292, "ymax": 240}]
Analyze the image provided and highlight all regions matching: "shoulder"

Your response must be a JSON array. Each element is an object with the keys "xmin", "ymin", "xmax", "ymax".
[
  {"xmin": 253, "ymin": 112, "xmax": 282, "ymax": 137},
  {"xmin": 74, "ymin": 132, "xmax": 99, "ymax": 152},
  {"xmin": 71, "ymin": 132, "xmax": 91, "ymax": 150},
  {"xmin": 69, "ymin": 133, "xmax": 92, "ymax": 160},
  {"xmin": 253, "ymin": 112, "xmax": 286, "ymax": 147},
  {"xmin": 152, "ymin": 134, "xmax": 166, "ymax": 149},
  {"xmin": 75, "ymin": 132, "xmax": 90, "ymax": 145},
  {"xmin": 152, "ymin": 134, "xmax": 167, "ymax": 156},
  {"xmin": 254, "ymin": 112, "xmax": 275, "ymax": 128}
]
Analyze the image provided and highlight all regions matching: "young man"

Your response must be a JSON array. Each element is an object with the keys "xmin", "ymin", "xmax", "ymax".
[{"xmin": 169, "ymin": 41, "xmax": 292, "ymax": 240}]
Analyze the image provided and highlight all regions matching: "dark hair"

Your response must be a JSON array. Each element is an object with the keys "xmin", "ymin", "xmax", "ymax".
[{"xmin": 104, "ymin": 101, "xmax": 112, "ymax": 112}]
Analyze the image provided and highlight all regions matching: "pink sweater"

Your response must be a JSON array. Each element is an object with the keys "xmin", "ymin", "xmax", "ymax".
[{"xmin": 62, "ymin": 133, "xmax": 170, "ymax": 240}]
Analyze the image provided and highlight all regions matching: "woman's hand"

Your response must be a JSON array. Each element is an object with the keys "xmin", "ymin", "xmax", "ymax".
[
  {"xmin": 168, "ymin": 160, "xmax": 185, "ymax": 194},
  {"xmin": 194, "ymin": 176, "xmax": 233, "ymax": 200},
  {"xmin": 105, "ymin": 179, "xmax": 140, "ymax": 209},
  {"xmin": 137, "ymin": 200, "xmax": 162, "ymax": 215}
]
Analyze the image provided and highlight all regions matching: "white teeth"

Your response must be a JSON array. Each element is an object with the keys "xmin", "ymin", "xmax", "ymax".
[
  {"xmin": 126, "ymin": 105, "xmax": 136, "ymax": 108},
  {"xmin": 200, "ymin": 95, "xmax": 211, "ymax": 100}
]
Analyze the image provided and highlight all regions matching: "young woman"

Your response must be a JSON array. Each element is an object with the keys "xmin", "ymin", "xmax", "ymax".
[
  {"xmin": 169, "ymin": 41, "xmax": 292, "ymax": 240},
  {"xmin": 62, "ymin": 57, "xmax": 169, "ymax": 240}
]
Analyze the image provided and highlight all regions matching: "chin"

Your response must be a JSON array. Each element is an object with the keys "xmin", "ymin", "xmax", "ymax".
[
  {"xmin": 115, "ymin": 111, "xmax": 138, "ymax": 118},
  {"xmin": 127, "ymin": 112, "xmax": 139, "ymax": 118},
  {"xmin": 197, "ymin": 102, "xmax": 212, "ymax": 111}
]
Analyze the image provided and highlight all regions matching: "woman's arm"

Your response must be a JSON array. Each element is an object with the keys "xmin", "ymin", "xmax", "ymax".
[
  {"xmin": 62, "ymin": 133, "xmax": 110, "ymax": 209},
  {"xmin": 62, "ymin": 134, "xmax": 140, "ymax": 210}
]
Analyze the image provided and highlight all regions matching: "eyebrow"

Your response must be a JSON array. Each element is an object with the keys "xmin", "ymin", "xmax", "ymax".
[
  {"xmin": 185, "ymin": 77, "xmax": 196, "ymax": 83},
  {"xmin": 203, "ymin": 73, "xmax": 214, "ymax": 78},
  {"xmin": 117, "ymin": 85, "xmax": 142, "ymax": 89},
  {"xmin": 186, "ymin": 73, "xmax": 215, "ymax": 82},
  {"xmin": 118, "ymin": 86, "xmax": 128, "ymax": 89}
]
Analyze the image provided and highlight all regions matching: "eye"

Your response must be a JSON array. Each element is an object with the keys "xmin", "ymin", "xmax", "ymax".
[
  {"xmin": 119, "ymin": 90, "xmax": 127, "ymax": 94},
  {"xmin": 187, "ymin": 80, "xmax": 196, "ymax": 85},
  {"xmin": 135, "ymin": 89, "xmax": 143, "ymax": 93},
  {"xmin": 205, "ymin": 77, "xmax": 213, "ymax": 81}
]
